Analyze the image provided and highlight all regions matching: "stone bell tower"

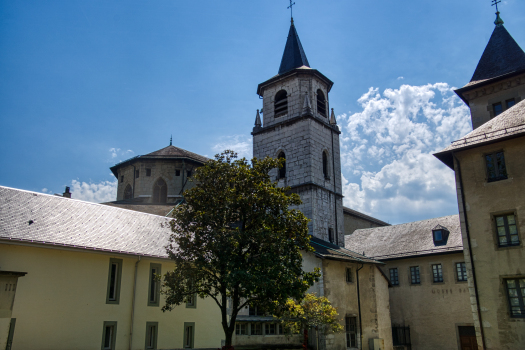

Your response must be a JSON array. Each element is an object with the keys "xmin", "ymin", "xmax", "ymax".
[{"xmin": 252, "ymin": 19, "xmax": 344, "ymax": 245}]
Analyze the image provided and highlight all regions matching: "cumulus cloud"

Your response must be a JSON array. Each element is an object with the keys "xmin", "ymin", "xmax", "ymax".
[
  {"xmin": 339, "ymin": 83, "xmax": 471, "ymax": 224},
  {"xmin": 108, "ymin": 148, "xmax": 134, "ymax": 162},
  {"xmin": 212, "ymin": 135, "xmax": 253, "ymax": 160},
  {"xmin": 69, "ymin": 179, "xmax": 118, "ymax": 203}
]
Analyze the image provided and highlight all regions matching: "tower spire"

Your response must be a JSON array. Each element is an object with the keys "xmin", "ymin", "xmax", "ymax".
[{"xmin": 278, "ymin": 20, "xmax": 310, "ymax": 75}]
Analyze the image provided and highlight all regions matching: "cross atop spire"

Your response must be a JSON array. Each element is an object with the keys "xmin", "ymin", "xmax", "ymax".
[
  {"xmin": 491, "ymin": 0, "xmax": 501, "ymax": 13},
  {"xmin": 287, "ymin": 0, "xmax": 296, "ymax": 22},
  {"xmin": 170, "ymin": 135, "xmax": 172, "ymax": 146}
]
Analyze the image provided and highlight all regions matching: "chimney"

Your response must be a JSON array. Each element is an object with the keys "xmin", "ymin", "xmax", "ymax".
[{"xmin": 63, "ymin": 186, "xmax": 71, "ymax": 198}]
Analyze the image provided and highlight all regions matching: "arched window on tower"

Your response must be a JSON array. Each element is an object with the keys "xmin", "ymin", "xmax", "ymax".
[
  {"xmin": 322, "ymin": 151, "xmax": 329, "ymax": 179},
  {"xmin": 278, "ymin": 152, "xmax": 286, "ymax": 179},
  {"xmin": 317, "ymin": 89, "xmax": 326, "ymax": 117},
  {"xmin": 153, "ymin": 178, "xmax": 167, "ymax": 203},
  {"xmin": 274, "ymin": 90, "xmax": 288, "ymax": 118},
  {"xmin": 124, "ymin": 184, "xmax": 133, "ymax": 200}
]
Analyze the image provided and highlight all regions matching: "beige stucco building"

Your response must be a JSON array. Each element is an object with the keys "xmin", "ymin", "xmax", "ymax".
[
  {"xmin": 433, "ymin": 11, "xmax": 525, "ymax": 350},
  {"xmin": 346, "ymin": 215, "xmax": 476, "ymax": 350}
]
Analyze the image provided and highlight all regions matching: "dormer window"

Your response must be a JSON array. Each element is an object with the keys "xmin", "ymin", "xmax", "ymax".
[
  {"xmin": 432, "ymin": 225, "xmax": 449, "ymax": 246},
  {"xmin": 317, "ymin": 89, "xmax": 326, "ymax": 117},
  {"xmin": 274, "ymin": 90, "xmax": 288, "ymax": 118}
]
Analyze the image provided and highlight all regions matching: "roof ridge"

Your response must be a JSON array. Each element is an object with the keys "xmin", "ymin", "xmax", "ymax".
[{"xmin": 0, "ymin": 185, "xmax": 171, "ymax": 219}]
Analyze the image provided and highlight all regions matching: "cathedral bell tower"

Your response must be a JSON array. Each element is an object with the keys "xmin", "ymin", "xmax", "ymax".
[{"xmin": 252, "ymin": 19, "xmax": 344, "ymax": 245}]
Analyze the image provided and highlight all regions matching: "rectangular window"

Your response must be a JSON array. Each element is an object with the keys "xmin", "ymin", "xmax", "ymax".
[
  {"xmin": 148, "ymin": 263, "xmax": 161, "ymax": 307},
  {"xmin": 183, "ymin": 322, "xmax": 195, "ymax": 348},
  {"xmin": 146, "ymin": 168, "xmax": 152, "ymax": 177},
  {"xmin": 432, "ymin": 264, "xmax": 443, "ymax": 283},
  {"xmin": 187, "ymin": 170, "xmax": 192, "ymax": 177},
  {"xmin": 176, "ymin": 170, "xmax": 181, "ymax": 176},
  {"xmin": 506, "ymin": 98, "xmax": 516, "ymax": 109},
  {"xmin": 186, "ymin": 293, "xmax": 197, "ymax": 308},
  {"xmin": 410, "ymin": 266, "xmax": 420, "ymax": 285},
  {"xmin": 265, "ymin": 323, "xmax": 276, "ymax": 335},
  {"xmin": 145, "ymin": 322, "xmax": 158, "ymax": 350},
  {"xmin": 328, "ymin": 228, "xmax": 334, "ymax": 244},
  {"xmin": 106, "ymin": 259, "xmax": 122, "ymax": 304},
  {"xmin": 493, "ymin": 102, "xmax": 503, "ymax": 117},
  {"xmin": 345, "ymin": 316, "xmax": 357, "ymax": 348},
  {"xmin": 250, "ymin": 323, "xmax": 262, "ymax": 335},
  {"xmin": 249, "ymin": 305, "xmax": 264, "ymax": 316},
  {"xmin": 135, "ymin": 170, "xmax": 140, "ymax": 178},
  {"xmin": 456, "ymin": 262, "xmax": 467, "ymax": 282},
  {"xmin": 486, "ymin": 151, "xmax": 508, "ymax": 182},
  {"xmin": 346, "ymin": 268, "xmax": 353, "ymax": 283},
  {"xmin": 495, "ymin": 214, "xmax": 520, "ymax": 247},
  {"xmin": 390, "ymin": 268, "xmax": 399, "ymax": 286},
  {"xmin": 235, "ymin": 323, "xmax": 247, "ymax": 335},
  {"xmin": 101, "ymin": 321, "xmax": 117, "ymax": 350},
  {"xmin": 505, "ymin": 278, "xmax": 525, "ymax": 318},
  {"xmin": 120, "ymin": 176, "xmax": 124, "ymax": 183}
]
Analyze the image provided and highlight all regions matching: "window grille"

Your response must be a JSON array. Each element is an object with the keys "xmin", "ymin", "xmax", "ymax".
[
  {"xmin": 432, "ymin": 264, "xmax": 443, "ymax": 283},
  {"xmin": 410, "ymin": 266, "xmax": 420, "ymax": 284},
  {"xmin": 390, "ymin": 268, "xmax": 399, "ymax": 286},
  {"xmin": 456, "ymin": 262, "xmax": 467, "ymax": 282},
  {"xmin": 505, "ymin": 278, "xmax": 525, "ymax": 317},
  {"xmin": 495, "ymin": 214, "xmax": 520, "ymax": 247},
  {"xmin": 485, "ymin": 151, "xmax": 508, "ymax": 182},
  {"xmin": 345, "ymin": 317, "xmax": 357, "ymax": 348}
]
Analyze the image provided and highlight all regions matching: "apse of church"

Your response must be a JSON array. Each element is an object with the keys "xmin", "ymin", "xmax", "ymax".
[{"xmin": 252, "ymin": 20, "xmax": 344, "ymax": 245}]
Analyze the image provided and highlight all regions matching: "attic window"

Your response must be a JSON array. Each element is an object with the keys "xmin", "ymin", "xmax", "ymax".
[
  {"xmin": 506, "ymin": 98, "xmax": 516, "ymax": 109},
  {"xmin": 317, "ymin": 89, "xmax": 326, "ymax": 117},
  {"xmin": 432, "ymin": 224, "xmax": 449, "ymax": 246},
  {"xmin": 274, "ymin": 90, "xmax": 288, "ymax": 118},
  {"xmin": 493, "ymin": 102, "xmax": 503, "ymax": 117}
]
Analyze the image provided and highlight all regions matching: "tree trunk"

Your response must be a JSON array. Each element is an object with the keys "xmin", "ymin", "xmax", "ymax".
[{"xmin": 303, "ymin": 328, "xmax": 309, "ymax": 350}]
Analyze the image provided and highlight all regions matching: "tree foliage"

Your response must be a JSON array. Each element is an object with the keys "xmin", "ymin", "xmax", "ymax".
[
  {"xmin": 162, "ymin": 151, "xmax": 320, "ymax": 346},
  {"xmin": 278, "ymin": 293, "xmax": 344, "ymax": 349}
]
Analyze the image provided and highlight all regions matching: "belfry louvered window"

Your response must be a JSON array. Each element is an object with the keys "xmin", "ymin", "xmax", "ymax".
[
  {"xmin": 153, "ymin": 178, "xmax": 167, "ymax": 203},
  {"xmin": 317, "ymin": 89, "xmax": 326, "ymax": 117},
  {"xmin": 274, "ymin": 90, "xmax": 288, "ymax": 118}
]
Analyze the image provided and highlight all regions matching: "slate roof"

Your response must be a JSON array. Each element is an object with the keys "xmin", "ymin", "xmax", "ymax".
[
  {"xmin": 0, "ymin": 186, "xmax": 173, "ymax": 258},
  {"xmin": 434, "ymin": 99, "xmax": 525, "ymax": 168},
  {"xmin": 278, "ymin": 21, "xmax": 310, "ymax": 75},
  {"xmin": 310, "ymin": 236, "xmax": 382, "ymax": 265},
  {"xmin": 110, "ymin": 145, "xmax": 209, "ymax": 177},
  {"xmin": 343, "ymin": 206, "xmax": 390, "ymax": 227},
  {"xmin": 345, "ymin": 215, "xmax": 462, "ymax": 260},
  {"xmin": 463, "ymin": 23, "xmax": 525, "ymax": 89}
]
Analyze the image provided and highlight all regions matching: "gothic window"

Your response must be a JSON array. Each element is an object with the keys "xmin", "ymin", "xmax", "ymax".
[
  {"xmin": 278, "ymin": 152, "xmax": 286, "ymax": 179},
  {"xmin": 152, "ymin": 178, "xmax": 167, "ymax": 203},
  {"xmin": 124, "ymin": 184, "xmax": 132, "ymax": 200},
  {"xmin": 317, "ymin": 89, "xmax": 326, "ymax": 117},
  {"xmin": 322, "ymin": 151, "xmax": 329, "ymax": 179},
  {"xmin": 274, "ymin": 90, "xmax": 288, "ymax": 118}
]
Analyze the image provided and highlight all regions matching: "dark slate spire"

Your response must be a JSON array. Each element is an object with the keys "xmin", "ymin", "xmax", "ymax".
[
  {"xmin": 469, "ymin": 17, "xmax": 525, "ymax": 85},
  {"xmin": 278, "ymin": 20, "xmax": 310, "ymax": 75}
]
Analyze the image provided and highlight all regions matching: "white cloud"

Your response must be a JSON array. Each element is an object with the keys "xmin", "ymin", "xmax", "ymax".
[
  {"xmin": 69, "ymin": 179, "xmax": 117, "ymax": 203},
  {"xmin": 108, "ymin": 148, "xmax": 134, "ymax": 162},
  {"xmin": 340, "ymin": 83, "xmax": 470, "ymax": 224},
  {"xmin": 397, "ymin": 76, "xmax": 404, "ymax": 80},
  {"xmin": 41, "ymin": 188, "xmax": 49, "ymax": 193},
  {"xmin": 212, "ymin": 135, "xmax": 253, "ymax": 160}
]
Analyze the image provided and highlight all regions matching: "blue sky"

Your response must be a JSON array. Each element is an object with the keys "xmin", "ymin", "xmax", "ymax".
[{"xmin": 1, "ymin": 0, "xmax": 524, "ymax": 224}]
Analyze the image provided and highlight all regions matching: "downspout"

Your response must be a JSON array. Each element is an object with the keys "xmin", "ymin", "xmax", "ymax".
[
  {"xmin": 453, "ymin": 153, "xmax": 486, "ymax": 349},
  {"xmin": 356, "ymin": 263, "xmax": 364, "ymax": 350},
  {"xmin": 129, "ymin": 255, "xmax": 142, "ymax": 350},
  {"xmin": 330, "ymin": 124, "xmax": 338, "ymax": 245}
]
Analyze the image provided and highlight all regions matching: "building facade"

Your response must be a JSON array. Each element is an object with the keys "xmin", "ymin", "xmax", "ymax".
[
  {"xmin": 434, "ymin": 11, "xmax": 525, "ymax": 350},
  {"xmin": 346, "ymin": 215, "xmax": 475, "ymax": 350}
]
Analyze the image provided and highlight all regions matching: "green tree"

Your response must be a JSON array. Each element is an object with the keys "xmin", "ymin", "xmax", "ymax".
[
  {"xmin": 162, "ymin": 151, "xmax": 320, "ymax": 348},
  {"xmin": 278, "ymin": 293, "xmax": 344, "ymax": 349}
]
